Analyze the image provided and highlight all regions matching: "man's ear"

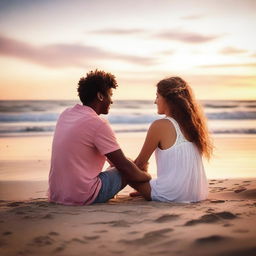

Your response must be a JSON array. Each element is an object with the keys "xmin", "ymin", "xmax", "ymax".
[{"xmin": 97, "ymin": 92, "xmax": 104, "ymax": 101}]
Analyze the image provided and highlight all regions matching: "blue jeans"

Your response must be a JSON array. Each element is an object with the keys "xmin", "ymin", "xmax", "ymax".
[{"xmin": 92, "ymin": 168, "xmax": 124, "ymax": 204}]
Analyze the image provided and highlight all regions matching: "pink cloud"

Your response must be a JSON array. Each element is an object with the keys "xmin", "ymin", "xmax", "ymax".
[
  {"xmin": 0, "ymin": 35, "xmax": 156, "ymax": 68},
  {"xmin": 220, "ymin": 46, "xmax": 247, "ymax": 55},
  {"xmin": 156, "ymin": 29, "xmax": 221, "ymax": 43},
  {"xmin": 89, "ymin": 28, "xmax": 145, "ymax": 35}
]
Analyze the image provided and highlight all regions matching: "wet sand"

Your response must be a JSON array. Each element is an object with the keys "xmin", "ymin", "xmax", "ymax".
[{"xmin": 1, "ymin": 134, "xmax": 256, "ymax": 181}]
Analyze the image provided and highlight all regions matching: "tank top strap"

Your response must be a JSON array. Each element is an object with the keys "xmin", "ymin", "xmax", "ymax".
[
  {"xmin": 164, "ymin": 116, "xmax": 188, "ymax": 145},
  {"xmin": 164, "ymin": 116, "xmax": 181, "ymax": 135}
]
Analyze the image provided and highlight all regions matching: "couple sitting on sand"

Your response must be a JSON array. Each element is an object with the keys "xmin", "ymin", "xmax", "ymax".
[{"xmin": 48, "ymin": 70, "xmax": 212, "ymax": 205}]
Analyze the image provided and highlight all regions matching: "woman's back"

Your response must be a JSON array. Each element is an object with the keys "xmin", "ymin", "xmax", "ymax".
[{"xmin": 150, "ymin": 117, "xmax": 208, "ymax": 203}]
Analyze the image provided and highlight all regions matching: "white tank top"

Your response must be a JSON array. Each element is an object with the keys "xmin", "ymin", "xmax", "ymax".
[{"xmin": 149, "ymin": 116, "xmax": 208, "ymax": 203}]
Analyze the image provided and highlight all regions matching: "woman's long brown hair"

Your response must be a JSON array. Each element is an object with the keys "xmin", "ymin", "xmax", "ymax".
[{"xmin": 157, "ymin": 77, "xmax": 213, "ymax": 159}]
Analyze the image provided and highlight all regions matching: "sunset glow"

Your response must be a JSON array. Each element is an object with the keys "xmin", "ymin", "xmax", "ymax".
[{"xmin": 0, "ymin": 0, "xmax": 255, "ymax": 100}]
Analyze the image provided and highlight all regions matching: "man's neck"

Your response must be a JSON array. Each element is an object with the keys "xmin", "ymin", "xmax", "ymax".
[{"xmin": 84, "ymin": 102, "xmax": 101, "ymax": 115}]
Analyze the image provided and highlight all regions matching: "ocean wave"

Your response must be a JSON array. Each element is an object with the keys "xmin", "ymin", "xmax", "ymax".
[
  {"xmin": 211, "ymin": 128, "xmax": 256, "ymax": 134},
  {"xmin": 0, "ymin": 126, "xmax": 55, "ymax": 134},
  {"xmin": 207, "ymin": 111, "xmax": 256, "ymax": 120},
  {"xmin": 1, "ymin": 110, "xmax": 255, "ymax": 123},
  {"xmin": 0, "ymin": 113, "xmax": 60, "ymax": 122},
  {"xmin": 0, "ymin": 126, "xmax": 256, "ymax": 135},
  {"xmin": 204, "ymin": 104, "xmax": 238, "ymax": 109}
]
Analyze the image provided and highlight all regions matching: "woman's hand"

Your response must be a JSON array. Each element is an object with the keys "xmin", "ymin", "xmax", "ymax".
[{"xmin": 134, "ymin": 158, "xmax": 149, "ymax": 172}]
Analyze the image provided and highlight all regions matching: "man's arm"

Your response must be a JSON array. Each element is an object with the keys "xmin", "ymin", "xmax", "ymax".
[{"xmin": 105, "ymin": 149, "xmax": 151, "ymax": 182}]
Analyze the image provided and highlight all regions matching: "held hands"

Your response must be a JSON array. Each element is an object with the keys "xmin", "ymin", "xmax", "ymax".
[
  {"xmin": 129, "ymin": 158, "xmax": 151, "ymax": 197},
  {"xmin": 134, "ymin": 159, "xmax": 149, "ymax": 172},
  {"xmin": 133, "ymin": 158, "xmax": 151, "ymax": 180},
  {"xmin": 141, "ymin": 162, "xmax": 149, "ymax": 172}
]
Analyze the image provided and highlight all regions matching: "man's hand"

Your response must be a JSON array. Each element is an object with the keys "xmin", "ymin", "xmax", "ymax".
[{"xmin": 106, "ymin": 149, "xmax": 151, "ymax": 182}]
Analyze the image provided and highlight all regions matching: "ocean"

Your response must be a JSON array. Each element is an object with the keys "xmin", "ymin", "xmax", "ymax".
[{"xmin": 0, "ymin": 100, "xmax": 256, "ymax": 136}]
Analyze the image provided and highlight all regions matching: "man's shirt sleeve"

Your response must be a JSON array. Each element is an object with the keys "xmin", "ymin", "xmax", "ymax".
[{"xmin": 94, "ymin": 120, "xmax": 120, "ymax": 155}]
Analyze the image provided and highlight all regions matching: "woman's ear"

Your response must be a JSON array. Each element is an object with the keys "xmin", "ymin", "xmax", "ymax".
[{"xmin": 97, "ymin": 92, "xmax": 104, "ymax": 101}]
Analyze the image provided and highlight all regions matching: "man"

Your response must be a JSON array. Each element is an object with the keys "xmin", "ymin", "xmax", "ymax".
[{"xmin": 48, "ymin": 70, "xmax": 151, "ymax": 205}]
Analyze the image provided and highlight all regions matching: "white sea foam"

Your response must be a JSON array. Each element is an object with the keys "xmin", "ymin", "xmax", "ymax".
[{"xmin": 0, "ymin": 100, "xmax": 255, "ymax": 135}]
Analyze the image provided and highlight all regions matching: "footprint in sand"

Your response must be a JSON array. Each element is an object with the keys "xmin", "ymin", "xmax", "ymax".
[
  {"xmin": 128, "ymin": 231, "xmax": 140, "ymax": 234},
  {"xmin": 223, "ymin": 223, "xmax": 233, "ymax": 227},
  {"xmin": 48, "ymin": 232, "xmax": 59, "ymax": 236},
  {"xmin": 234, "ymin": 188, "xmax": 247, "ymax": 193},
  {"xmin": 17, "ymin": 249, "xmax": 32, "ymax": 255},
  {"xmin": 2, "ymin": 231, "xmax": 12, "ymax": 236},
  {"xmin": 154, "ymin": 214, "xmax": 180, "ymax": 223},
  {"xmin": 210, "ymin": 200, "xmax": 226, "ymax": 203},
  {"xmin": 71, "ymin": 238, "xmax": 87, "ymax": 244},
  {"xmin": 15, "ymin": 211, "xmax": 25, "ymax": 215},
  {"xmin": 7, "ymin": 202, "xmax": 24, "ymax": 207},
  {"xmin": 30, "ymin": 235, "xmax": 54, "ymax": 247},
  {"xmin": 83, "ymin": 235, "xmax": 100, "ymax": 240},
  {"xmin": 111, "ymin": 220, "xmax": 130, "ymax": 227},
  {"xmin": 206, "ymin": 208, "xmax": 215, "ymax": 213},
  {"xmin": 95, "ymin": 220, "xmax": 131, "ymax": 227},
  {"xmin": 111, "ymin": 250, "xmax": 125, "ymax": 254},
  {"xmin": 53, "ymin": 237, "xmax": 90, "ymax": 253},
  {"xmin": 195, "ymin": 235, "xmax": 229, "ymax": 244},
  {"xmin": 94, "ymin": 230, "xmax": 108, "ymax": 233},
  {"xmin": 185, "ymin": 211, "xmax": 237, "ymax": 226},
  {"xmin": 144, "ymin": 229, "xmax": 173, "ymax": 238},
  {"xmin": 119, "ymin": 228, "xmax": 173, "ymax": 245},
  {"xmin": 42, "ymin": 213, "xmax": 54, "ymax": 219},
  {"xmin": 53, "ymin": 243, "xmax": 66, "ymax": 253}
]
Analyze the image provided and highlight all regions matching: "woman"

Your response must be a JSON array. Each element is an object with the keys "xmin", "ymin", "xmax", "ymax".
[{"xmin": 130, "ymin": 76, "xmax": 212, "ymax": 203}]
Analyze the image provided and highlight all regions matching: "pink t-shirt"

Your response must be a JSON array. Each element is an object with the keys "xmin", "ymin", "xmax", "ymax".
[{"xmin": 48, "ymin": 104, "xmax": 120, "ymax": 205}]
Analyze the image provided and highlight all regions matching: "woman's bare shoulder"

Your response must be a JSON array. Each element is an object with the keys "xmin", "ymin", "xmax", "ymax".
[
  {"xmin": 151, "ymin": 118, "xmax": 175, "ymax": 129},
  {"xmin": 148, "ymin": 119, "xmax": 176, "ymax": 139}
]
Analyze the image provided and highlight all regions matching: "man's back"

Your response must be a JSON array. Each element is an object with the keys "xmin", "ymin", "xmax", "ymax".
[{"xmin": 48, "ymin": 104, "xmax": 120, "ymax": 205}]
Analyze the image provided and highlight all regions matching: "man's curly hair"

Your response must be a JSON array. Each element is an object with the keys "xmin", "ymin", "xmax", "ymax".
[{"xmin": 77, "ymin": 70, "xmax": 118, "ymax": 105}]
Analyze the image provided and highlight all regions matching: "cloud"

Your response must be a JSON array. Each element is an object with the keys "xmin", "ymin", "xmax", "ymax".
[
  {"xmin": 0, "ymin": 35, "xmax": 156, "ymax": 68},
  {"xmin": 89, "ymin": 28, "xmax": 145, "ymax": 35},
  {"xmin": 155, "ymin": 29, "xmax": 221, "ymax": 43},
  {"xmin": 180, "ymin": 15, "xmax": 203, "ymax": 20},
  {"xmin": 220, "ymin": 46, "xmax": 247, "ymax": 55},
  {"xmin": 90, "ymin": 28, "xmax": 219, "ymax": 45},
  {"xmin": 159, "ymin": 49, "xmax": 175, "ymax": 55},
  {"xmin": 198, "ymin": 63, "xmax": 256, "ymax": 68}
]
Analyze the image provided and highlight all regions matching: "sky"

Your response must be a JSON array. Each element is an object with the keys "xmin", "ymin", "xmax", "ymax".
[{"xmin": 0, "ymin": 0, "xmax": 256, "ymax": 100}]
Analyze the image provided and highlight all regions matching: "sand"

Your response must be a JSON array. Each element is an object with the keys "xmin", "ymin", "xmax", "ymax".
[
  {"xmin": 0, "ymin": 179, "xmax": 256, "ymax": 256},
  {"xmin": 0, "ymin": 134, "xmax": 256, "ymax": 255}
]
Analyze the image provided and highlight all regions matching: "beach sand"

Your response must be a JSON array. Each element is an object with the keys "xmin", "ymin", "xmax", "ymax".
[
  {"xmin": 0, "ymin": 179, "xmax": 256, "ymax": 256},
  {"xmin": 0, "ymin": 134, "xmax": 256, "ymax": 255}
]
